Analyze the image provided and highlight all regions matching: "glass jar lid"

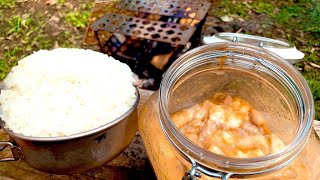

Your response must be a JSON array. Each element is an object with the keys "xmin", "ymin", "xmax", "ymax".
[{"xmin": 202, "ymin": 33, "xmax": 304, "ymax": 64}]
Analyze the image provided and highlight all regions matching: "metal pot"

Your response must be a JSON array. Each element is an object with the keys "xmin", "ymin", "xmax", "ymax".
[{"xmin": 0, "ymin": 89, "xmax": 139, "ymax": 175}]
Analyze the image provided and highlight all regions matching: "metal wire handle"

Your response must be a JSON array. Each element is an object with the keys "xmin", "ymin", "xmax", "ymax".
[
  {"xmin": 0, "ymin": 141, "xmax": 23, "ymax": 162},
  {"xmin": 0, "ymin": 126, "xmax": 23, "ymax": 162},
  {"xmin": 182, "ymin": 155, "xmax": 233, "ymax": 180}
]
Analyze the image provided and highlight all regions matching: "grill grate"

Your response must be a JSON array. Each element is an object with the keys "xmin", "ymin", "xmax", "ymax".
[
  {"xmin": 116, "ymin": 0, "xmax": 210, "ymax": 20},
  {"xmin": 91, "ymin": 14, "xmax": 196, "ymax": 46},
  {"xmin": 90, "ymin": 0, "xmax": 210, "ymax": 89}
]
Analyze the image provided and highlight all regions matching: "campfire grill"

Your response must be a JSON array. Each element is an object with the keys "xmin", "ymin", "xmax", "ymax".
[{"xmin": 91, "ymin": 0, "xmax": 210, "ymax": 90}]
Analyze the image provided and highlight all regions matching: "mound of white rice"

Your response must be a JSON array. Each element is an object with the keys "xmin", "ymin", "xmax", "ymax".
[{"xmin": 0, "ymin": 48, "xmax": 136, "ymax": 137}]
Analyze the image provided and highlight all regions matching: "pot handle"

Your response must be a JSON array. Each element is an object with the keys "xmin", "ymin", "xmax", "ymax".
[
  {"xmin": 0, "ymin": 127, "xmax": 23, "ymax": 162},
  {"xmin": 0, "ymin": 142, "xmax": 23, "ymax": 162}
]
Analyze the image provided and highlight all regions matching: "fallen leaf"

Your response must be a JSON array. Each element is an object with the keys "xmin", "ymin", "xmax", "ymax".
[
  {"xmin": 235, "ymin": 28, "xmax": 243, "ymax": 33},
  {"xmin": 45, "ymin": 0, "xmax": 57, "ymax": 5},
  {"xmin": 22, "ymin": 13, "xmax": 30, "ymax": 19},
  {"xmin": 52, "ymin": 31, "xmax": 59, "ymax": 36},
  {"xmin": 257, "ymin": 29, "xmax": 263, "ymax": 34},
  {"xmin": 220, "ymin": 15, "xmax": 234, "ymax": 22},
  {"xmin": 96, "ymin": 0, "xmax": 109, "ymax": 3},
  {"xmin": 309, "ymin": 62, "xmax": 320, "ymax": 69},
  {"xmin": 57, "ymin": 12, "xmax": 63, "ymax": 18},
  {"xmin": 64, "ymin": 2, "xmax": 74, "ymax": 9},
  {"xmin": 26, "ymin": 46, "xmax": 33, "ymax": 52},
  {"xmin": 296, "ymin": 37, "xmax": 307, "ymax": 45},
  {"xmin": 310, "ymin": 47, "xmax": 316, "ymax": 53},
  {"xmin": 50, "ymin": 15, "xmax": 60, "ymax": 23},
  {"xmin": 304, "ymin": 64, "xmax": 312, "ymax": 71},
  {"xmin": 5, "ymin": 35, "xmax": 14, "ymax": 41},
  {"xmin": 53, "ymin": 41, "xmax": 59, "ymax": 49}
]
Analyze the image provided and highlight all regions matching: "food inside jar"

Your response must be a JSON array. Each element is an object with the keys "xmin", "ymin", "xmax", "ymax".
[{"xmin": 171, "ymin": 93, "xmax": 285, "ymax": 158}]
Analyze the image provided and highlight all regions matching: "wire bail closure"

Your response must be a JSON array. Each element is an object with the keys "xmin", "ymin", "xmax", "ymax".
[{"xmin": 182, "ymin": 155, "xmax": 233, "ymax": 180}]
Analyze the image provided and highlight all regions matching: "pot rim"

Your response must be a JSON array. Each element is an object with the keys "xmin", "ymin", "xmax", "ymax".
[{"xmin": 0, "ymin": 87, "xmax": 140, "ymax": 142}]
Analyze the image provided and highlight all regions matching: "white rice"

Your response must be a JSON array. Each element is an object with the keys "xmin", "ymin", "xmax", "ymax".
[{"xmin": 0, "ymin": 48, "xmax": 136, "ymax": 137}]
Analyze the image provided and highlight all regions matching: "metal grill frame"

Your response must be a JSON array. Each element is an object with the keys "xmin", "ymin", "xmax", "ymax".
[
  {"xmin": 91, "ymin": 14, "xmax": 197, "ymax": 45},
  {"xmin": 116, "ymin": 0, "xmax": 210, "ymax": 20}
]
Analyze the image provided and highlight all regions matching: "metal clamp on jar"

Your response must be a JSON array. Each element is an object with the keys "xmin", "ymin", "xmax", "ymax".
[{"xmin": 139, "ymin": 41, "xmax": 320, "ymax": 180}]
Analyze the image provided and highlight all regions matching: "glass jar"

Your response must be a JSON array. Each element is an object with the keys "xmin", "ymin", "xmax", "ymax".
[{"xmin": 138, "ymin": 43, "xmax": 320, "ymax": 179}]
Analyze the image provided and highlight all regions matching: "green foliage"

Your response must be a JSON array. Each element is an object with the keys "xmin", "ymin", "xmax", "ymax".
[
  {"xmin": 315, "ymin": 102, "xmax": 320, "ymax": 120},
  {"xmin": 65, "ymin": 11, "xmax": 90, "ymax": 28},
  {"xmin": 3, "ymin": 47, "xmax": 21, "ymax": 63},
  {"xmin": 6, "ymin": 15, "xmax": 34, "ymax": 35},
  {"xmin": 0, "ymin": 47, "xmax": 23, "ymax": 80},
  {"xmin": 0, "ymin": 60, "xmax": 11, "ymax": 80},
  {"xmin": 0, "ymin": 0, "xmax": 15, "ymax": 8},
  {"xmin": 275, "ymin": 5, "xmax": 303, "ymax": 24},
  {"xmin": 305, "ymin": 51, "xmax": 319, "ymax": 64},
  {"xmin": 303, "ymin": 70, "xmax": 320, "ymax": 119},
  {"xmin": 302, "ymin": 3, "xmax": 320, "ymax": 32},
  {"xmin": 251, "ymin": 1, "xmax": 275, "ymax": 15},
  {"xmin": 212, "ymin": 1, "xmax": 248, "ymax": 19},
  {"xmin": 0, "ymin": 10, "xmax": 3, "ymax": 19},
  {"xmin": 305, "ymin": 70, "xmax": 320, "ymax": 100},
  {"xmin": 273, "ymin": 1, "xmax": 319, "ymax": 33},
  {"xmin": 211, "ymin": 0, "xmax": 319, "ymax": 34},
  {"xmin": 0, "ymin": 1, "xmax": 94, "ymax": 80},
  {"xmin": 7, "ymin": 15, "xmax": 22, "ymax": 34},
  {"xmin": 80, "ymin": 2, "xmax": 94, "ymax": 10}
]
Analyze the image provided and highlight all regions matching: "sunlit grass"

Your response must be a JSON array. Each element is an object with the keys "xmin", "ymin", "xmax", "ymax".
[
  {"xmin": 0, "ymin": 1, "xmax": 94, "ymax": 80},
  {"xmin": 65, "ymin": 11, "xmax": 90, "ymax": 28},
  {"xmin": 0, "ymin": 0, "xmax": 15, "ymax": 8}
]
